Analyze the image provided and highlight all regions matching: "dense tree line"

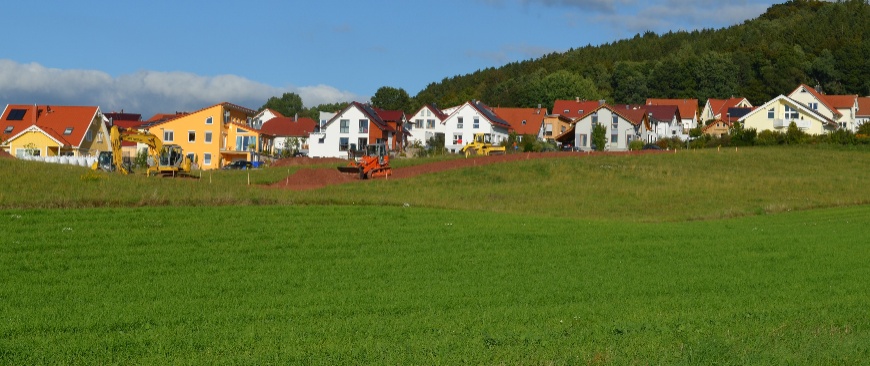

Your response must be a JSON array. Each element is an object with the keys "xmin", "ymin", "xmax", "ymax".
[{"xmin": 414, "ymin": 0, "xmax": 870, "ymax": 111}]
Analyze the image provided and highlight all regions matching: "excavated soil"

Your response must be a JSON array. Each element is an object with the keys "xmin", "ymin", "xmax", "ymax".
[
  {"xmin": 270, "ymin": 150, "xmax": 666, "ymax": 191},
  {"xmin": 0, "ymin": 150, "xmax": 13, "ymax": 159}
]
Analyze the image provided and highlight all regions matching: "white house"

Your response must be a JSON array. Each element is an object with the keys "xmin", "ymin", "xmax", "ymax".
[
  {"xmin": 788, "ymin": 84, "xmax": 858, "ymax": 131},
  {"xmin": 738, "ymin": 94, "xmax": 837, "ymax": 135},
  {"xmin": 307, "ymin": 102, "xmax": 398, "ymax": 159},
  {"xmin": 442, "ymin": 100, "xmax": 511, "ymax": 153},
  {"xmin": 250, "ymin": 109, "xmax": 283, "ymax": 130},
  {"xmin": 406, "ymin": 104, "xmax": 448, "ymax": 146},
  {"xmin": 647, "ymin": 98, "xmax": 699, "ymax": 131},
  {"xmin": 645, "ymin": 105, "xmax": 685, "ymax": 141},
  {"xmin": 567, "ymin": 104, "xmax": 645, "ymax": 151},
  {"xmin": 318, "ymin": 111, "xmax": 336, "ymax": 131},
  {"xmin": 857, "ymin": 97, "xmax": 870, "ymax": 129},
  {"xmin": 701, "ymin": 97, "xmax": 753, "ymax": 123}
]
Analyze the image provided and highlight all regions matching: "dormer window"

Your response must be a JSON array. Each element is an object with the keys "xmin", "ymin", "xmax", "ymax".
[
  {"xmin": 63, "ymin": 127, "xmax": 73, "ymax": 135},
  {"xmin": 522, "ymin": 120, "xmax": 526, "ymax": 125},
  {"xmin": 563, "ymin": 109, "xmax": 569, "ymax": 114}
]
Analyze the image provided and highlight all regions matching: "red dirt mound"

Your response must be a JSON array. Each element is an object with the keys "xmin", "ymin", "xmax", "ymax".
[
  {"xmin": 270, "ymin": 150, "xmax": 665, "ymax": 191},
  {"xmin": 271, "ymin": 156, "xmax": 346, "ymax": 167},
  {"xmin": 0, "ymin": 150, "xmax": 12, "ymax": 159}
]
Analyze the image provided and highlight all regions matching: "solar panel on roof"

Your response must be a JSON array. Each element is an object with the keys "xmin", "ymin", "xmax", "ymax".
[{"xmin": 7, "ymin": 109, "xmax": 27, "ymax": 120}]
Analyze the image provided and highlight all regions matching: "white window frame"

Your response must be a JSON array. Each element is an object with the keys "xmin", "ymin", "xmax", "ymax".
[
  {"xmin": 203, "ymin": 153, "xmax": 212, "ymax": 166},
  {"xmin": 359, "ymin": 119, "xmax": 368, "ymax": 133},
  {"xmin": 340, "ymin": 119, "xmax": 349, "ymax": 134},
  {"xmin": 164, "ymin": 130, "xmax": 174, "ymax": 142},
  {"xmin": 457, "ymin": 117, "xmax": 464, "ymax": 129},
  {"xmin": 206, "ymin": 116, "xmax": 213, "ymax": 125},
  {"xmin": 453, "ymin": 133, "xmax": 463, "ymax": 144},
  {"xmin": 473, "ymin": 117, "xmax": 480, "ymax": 129}
]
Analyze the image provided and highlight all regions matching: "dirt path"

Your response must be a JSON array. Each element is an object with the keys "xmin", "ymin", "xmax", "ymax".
[{"xmin": 270, "ymin": 150, "xmax": 665, "ymax": 191}]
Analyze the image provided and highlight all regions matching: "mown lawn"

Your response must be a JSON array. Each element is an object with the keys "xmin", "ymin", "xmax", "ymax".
[{"xmin": 1, "ymin": 205, "xmax": 868, "ymax": 364}]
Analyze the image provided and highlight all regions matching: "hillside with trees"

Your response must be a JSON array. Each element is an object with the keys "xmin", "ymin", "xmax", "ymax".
[{"xmin": 413, "ymin": 0, "xmax": 869, "ymax": 111}]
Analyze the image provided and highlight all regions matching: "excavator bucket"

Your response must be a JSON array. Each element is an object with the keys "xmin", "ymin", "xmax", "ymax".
[{"xmin": 337, "ymin": 165, "xmax": 360, "ymax": 174}]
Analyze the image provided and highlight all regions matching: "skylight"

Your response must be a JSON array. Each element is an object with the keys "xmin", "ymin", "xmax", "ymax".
[
  {"xmin": 7, "ymin": 109, "xmax": 27, "ymax": 120},
  {"xmin": 4, "ymin": 126, "xmax": 12, "ymax": 133},
  {"xmin": 63, "ymin": 127, "xmax": 73, "ymax": 135}
]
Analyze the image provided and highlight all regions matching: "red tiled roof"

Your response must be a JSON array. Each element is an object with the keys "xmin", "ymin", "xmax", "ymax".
[
  {"xmin": 493, "ymin": 107, "xmax": 547, "ymax": 135},
  {"xmin": 824, "ymin": 94, "xmax": 858, "ymax": 110},
  {"xmin": 2, "ymin": 104, "xmax": 99, "ymax": 147},
  {"xmin": 469, "ymin": 101, "xmax": 512, "ymax": 130},
  {"xmin": 146, "ymin": 112, "xmax": 188, "ymax": 123},
  {"xmin": 113, "ymin": 120, "xmax": 149, "ymax": 129},
  {"xmin": 552, "ymin": 99, "xmax": 603, "ymax": 119},
  {"xmin": 708, "ymin": 97, "xmax": 749, "ymax": 118},
  {"xmin": 259, "ymin": 116, "xmax": 318, "ymax": 137},
  {"xmin": 857, "ymin": 97, "xmax": 870, "ymax": 117},
  {"xmin": 646, "ymin": 98, "xmax": 697, "ymax": 121},
  {"xmin": 644, "ymin": 105, "xmax": 681, "ymax": 122}
]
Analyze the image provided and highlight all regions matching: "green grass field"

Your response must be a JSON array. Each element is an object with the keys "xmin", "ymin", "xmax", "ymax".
[{"xmin": 1, "ymin": 146, "xmax": 869, "ymax": 364}]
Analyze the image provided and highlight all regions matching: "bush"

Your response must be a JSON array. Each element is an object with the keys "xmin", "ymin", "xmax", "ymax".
[
  {"xmin": 629, "ymin": 140, "xmax": 645, "ymax": 151},
  {"xmin": 756, "ymin": 130, "xmax": 784, "ymax": 146}
]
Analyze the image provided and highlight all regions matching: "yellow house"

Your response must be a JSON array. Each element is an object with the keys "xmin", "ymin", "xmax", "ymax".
[
  {"xmin": 738, "ymin": 95, "xmax": 837, "ymax": 135},
  {"xmin": 145, "ymin": 102, "xmax": 258, "ymax": 170},
  {"xmin": 1, "ymin": 104, "xmax": 110, "ymax": 158}
]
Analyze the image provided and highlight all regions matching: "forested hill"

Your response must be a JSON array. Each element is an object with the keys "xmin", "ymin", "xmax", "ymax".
[{"xmin": 413, "ymin": 0, "xmax": 870, "ymax": 111}]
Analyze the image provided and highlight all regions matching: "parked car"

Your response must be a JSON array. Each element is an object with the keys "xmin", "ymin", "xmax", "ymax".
[
  {"xmin": 642, "ymin": 144, "xmax": 662, "ymax": 150},
  {"xmin": 222, "ymin": 160, "xmax": 253, "ymax": 170}
]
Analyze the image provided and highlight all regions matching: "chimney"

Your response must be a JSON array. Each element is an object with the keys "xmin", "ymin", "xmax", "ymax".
[
  {"xmin": 575, "ymin": 97, "xmax": 579, "ymax": 102},
  {"xmin": 536, "ymin": 104, "xmax": 541, "ymax": 114},
  {"xmin": 598, "ymin": 100, "xmax": 606, "ymax": 106}
]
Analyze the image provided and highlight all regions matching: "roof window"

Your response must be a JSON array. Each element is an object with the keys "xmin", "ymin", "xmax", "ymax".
[
  {"xmin": 4, "ymin": 126, "xmax": 12, "ymax": 133},
  {"xmin": 7, "ymin": 109, "xmax": 27, "ymax": 120},
  {"xmin": 63, "ymin": 127, "xmax": 73, "ymax": 135}
]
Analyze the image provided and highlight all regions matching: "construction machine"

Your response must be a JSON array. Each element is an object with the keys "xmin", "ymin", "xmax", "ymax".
[
  {"xmin": 337, "ymin": 143, "xmax": 392, "ymax": 179},
  {"xmin": 92, "ymin": 125, "xmax": 193, "ymax": 177},
  {"xmin": 460, "ymin": 133, "xmax": 506, "ymax": 157}
]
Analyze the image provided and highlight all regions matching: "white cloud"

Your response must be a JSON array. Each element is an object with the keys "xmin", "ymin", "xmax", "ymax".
[{"xmin": 0, "ymin": 59, "xmax": 360, "ymax": 118}]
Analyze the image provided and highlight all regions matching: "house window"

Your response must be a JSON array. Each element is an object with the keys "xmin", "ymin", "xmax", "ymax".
[
  {"xmin": 808, "ymin": 102, "xmax": 818, "ymax": 110},
  {"xmin": 591, "ymin": 113, "xmax": 598, "ymax": 125},
  {"xmin": 767, "ymin": 108, "xmax": 775, "ymax": 119},
  {"xmin": 203, "ymin": 153, "xmax": 211, "ymax": 165},
  {"xmin": 612, "ymin": 115, "xmax": 618, "ymax": 128},
  {"xmin": 359, "ymin": 119, "xmax": 368, "ymax": 133},
  {"xmin": 339, "ymin": 137, "xmax": 349, "ymax": 151},
  {"xmin": 785, "ymin": 106, "xmax": 799, "ymax": 120},
  {"xmin": 63, "ymin": 127, "xmax": 73, "ymax": 135},
  {"xmin": 340, "ymin": 119, "xmax": 349, "ymax": 133},
  {"xmin": 426, "ymin": 109, "xmax": 431, "ymax": 117},
  {"xmin": 579, "ymin": 134, "xmax": 588, "ymax": 147},
  {"xmin": 358, "ymin": 137, "xmax": 367, "ymax": 148},
  {"xmin": 164, "ymin": 130, "xmax": 174, "ymax": 142},
  {"xmin": 97, "ymin": 132, "xmax": 103, "ymax": 142},
  {"xmin": 206, "ymin": 116, "xmax": 213, "ymax": 125},
  {"xmin": 611, "ymin": 133, "xmax": 618, "ymax": 143},
  {"xmin": 578, "ymin": 110, "xmax": 584, "ymax": 115},
  {"xmin": 563, "ymin": 109, "xmax": 569, "ymax": 114},
  {"xmin": 457, "ymin": 117, "xmax": 464, "ymax": 129},
  {"xmin": 415, "ymin": 119, "xmax": 423, "ymax": 129},
  {"xmin": 453, "ymin": 133, "xmax": 463, "ymax": 145},
  {"xmin": 188, "ymin": 131, "xmax": 196, "ymax": 143},
  {"xmin": 473, "ymin": 117, "xmax": 480, "ymax": 129},
  {"xmin": 86, "ymin": 130, "xmax": 93, "ymax": 141},
  {"xmin": 186, "ymin": 153, "xmax": 196, "ymax": 165},
  {"xmin": 427, "ymin": 119, "xmax": 435, "ymax": 129},
  {"xmin": 236, "ymin": 136, "xmax": 256, "ymax": 151},
  {"xmin": 205, "ymin": 131, "xmax": 212, "ymax": 143},
  {"xmin": 4, "ymin": 126, "xmax": 12, "ymax": 133}
]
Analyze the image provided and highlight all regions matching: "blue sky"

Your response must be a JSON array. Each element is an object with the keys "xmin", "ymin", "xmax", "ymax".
[{"xmin": 0, "ymin": 0, "xmax": 778, "ymax": 118}]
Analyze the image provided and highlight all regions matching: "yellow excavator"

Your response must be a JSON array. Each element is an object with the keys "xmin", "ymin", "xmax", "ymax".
[
  {"xmin": 460, "ymin": 133, "xmax": 506, "ymax": 157},
  {"xmin": 92, "ymin": 125, "xmax": 193, "ymax": 177}
]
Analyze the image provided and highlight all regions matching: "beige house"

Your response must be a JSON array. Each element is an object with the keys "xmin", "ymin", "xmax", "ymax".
[{"xmin": 738, "ymin": 95, "xmax": 837, "ymax": 135}]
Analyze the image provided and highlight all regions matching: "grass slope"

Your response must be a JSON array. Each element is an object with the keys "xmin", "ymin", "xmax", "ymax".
[
  {"xmin": 2, "ymin": 146, "xmax": 869, "ymax": 222},
  {"xmin": 2, "ymin": 205, "xmax": 868, "ymax": 364}
]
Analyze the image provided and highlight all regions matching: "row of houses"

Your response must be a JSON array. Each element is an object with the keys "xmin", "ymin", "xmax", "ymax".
[{"xmin": 2, "ymin": 84, "xmax": 869, "ymax": 169}]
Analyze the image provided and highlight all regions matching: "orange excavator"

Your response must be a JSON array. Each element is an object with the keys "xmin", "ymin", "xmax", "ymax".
[{"xmin": 337, "ymin": 143, "xmax": 392, "ymax": 179}]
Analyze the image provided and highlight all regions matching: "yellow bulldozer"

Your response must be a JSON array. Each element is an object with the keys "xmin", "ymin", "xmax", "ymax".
[
  {"xmin": 460, "ymin": 133, "xmax": 506, "ymax": 157},
  {"xmin": 92, "ymin": 125, "xmax": 193, "ymax": 177}
]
